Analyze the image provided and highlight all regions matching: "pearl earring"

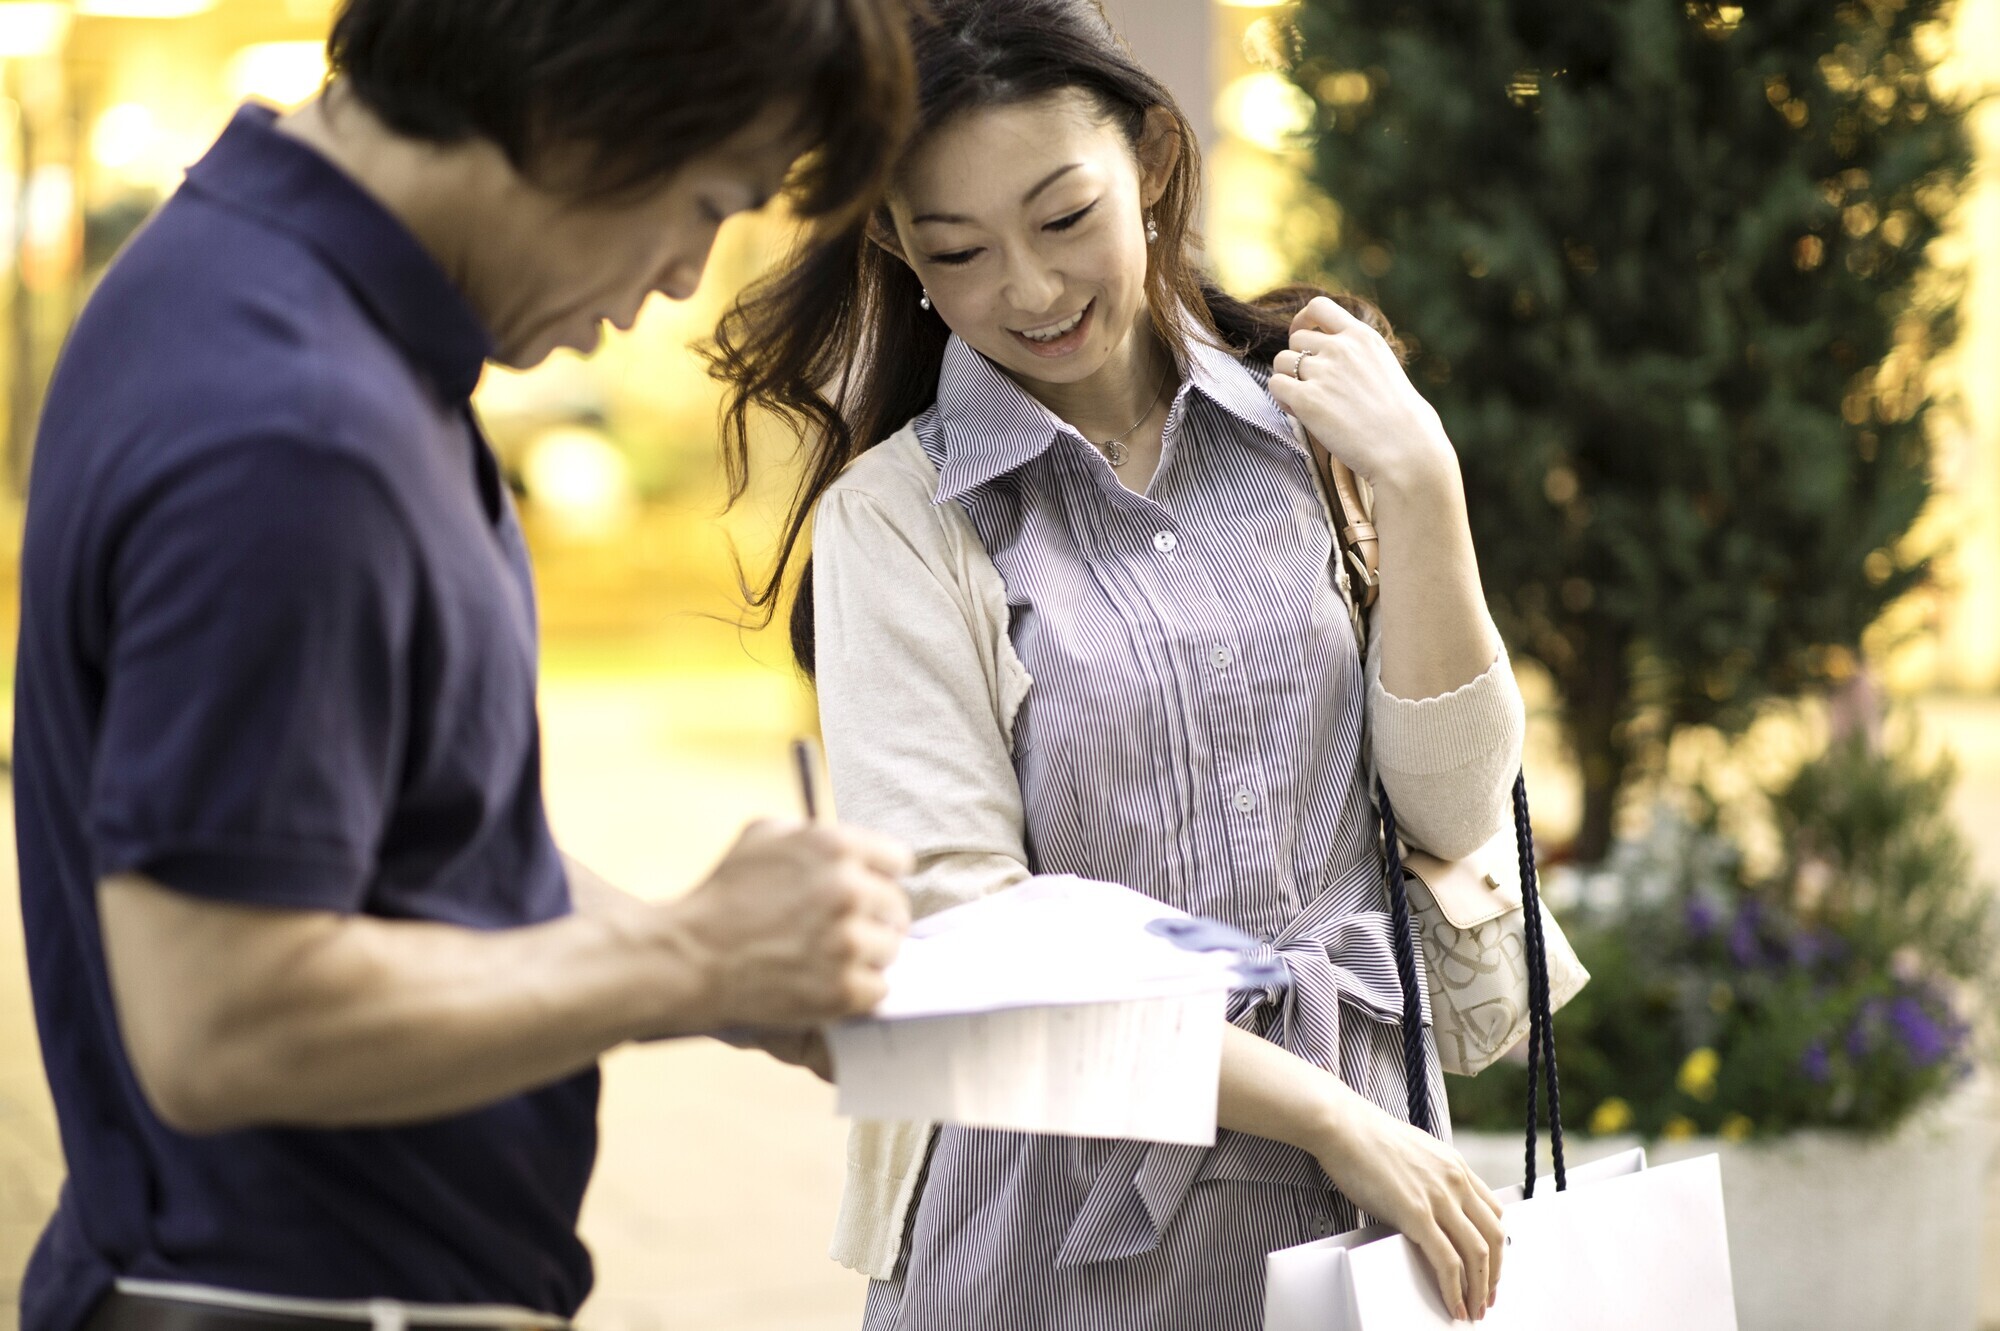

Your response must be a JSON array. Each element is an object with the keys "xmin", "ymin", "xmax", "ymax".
[
  {"xmin": 919, "ymin": 290, "xmax": 932, "ymax": 311},
  {"xmin": 1145, "ymin": 214, "xmax": 1159, "ymax": 245}
]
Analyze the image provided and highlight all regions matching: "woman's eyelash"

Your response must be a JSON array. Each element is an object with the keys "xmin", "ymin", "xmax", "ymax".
[
  {"xmin": 924, "ymin": 205, "xmax": 1097, "ymax": 265},
  {"xmin": 1047, "ymin": 204, "xmax": 1096, "ymax": 231}
]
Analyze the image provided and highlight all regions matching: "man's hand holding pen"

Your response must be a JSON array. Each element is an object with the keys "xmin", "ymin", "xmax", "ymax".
[
  {"xmin": 670, "ymin": 819, "xmax": 912, "ymax": 1035},
  {"xmin": 683, "ymin": 743, "xmax": 909, "ymax": 1079}
]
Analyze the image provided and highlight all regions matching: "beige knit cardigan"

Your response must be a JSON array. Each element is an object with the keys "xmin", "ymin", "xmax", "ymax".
[{"xmin": 811, "ymin": 424, "xmax": 1526, "ymax": 1279}]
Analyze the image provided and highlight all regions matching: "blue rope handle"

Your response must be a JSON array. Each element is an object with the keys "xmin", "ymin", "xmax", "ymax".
[
  {"xmin": 1375, "ymin": 770, "xmax": 1566, "ymax": 1196},
  {"xmin": 1375, "ymin": 779, "xmax": 1434, "ymax": 1135},
  {"xmin": 1514, "ymin": 771, "xmax": 1567, "ymax": 1197}
]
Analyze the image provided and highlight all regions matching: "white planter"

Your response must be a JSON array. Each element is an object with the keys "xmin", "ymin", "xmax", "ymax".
[{"xmin": 1453, "ymin": 1080, "xmax": 1996, "ymax": 1331}]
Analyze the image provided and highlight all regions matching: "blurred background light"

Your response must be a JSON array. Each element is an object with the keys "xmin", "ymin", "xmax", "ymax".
[
  {"xmin": 521, "ymin": 424, "xmax": 638, "ymax": 541},
  {"xmin": 74, "ymin": 0, "xmax": 219, "ymax": 17},
  {"xmin": 89, "ymin": 102, "xmax": 159, "ymax": 174},
  {"xmin": 226, "ymin": 41, "xmax": 329, "ymax": 109},
  {"xmin": 21, "ymin": 163, "xmax": 76, "ymax": 291},
  {"xmin": 0, "ymin": 4, "xmax": 70, "ymax": 59},
  {"xmin": 1216, "ymin": 70, "xmax": 1315, "ymax": 152}
]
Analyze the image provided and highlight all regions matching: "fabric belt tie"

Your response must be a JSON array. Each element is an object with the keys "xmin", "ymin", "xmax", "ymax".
[{"xmin": 1053, "ymin": 875, "xmax": 1428, "ymax": 1269}]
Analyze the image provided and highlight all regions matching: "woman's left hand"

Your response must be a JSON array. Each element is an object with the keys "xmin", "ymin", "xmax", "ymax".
[{"xmin": 1265, "ymin": 295, "xmax": 1457, "ymax": 497}]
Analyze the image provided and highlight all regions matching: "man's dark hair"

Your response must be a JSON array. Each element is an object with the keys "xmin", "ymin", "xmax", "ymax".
[{"xmin": 327, "ymin": 0, "xmax": 915, "ymax": 219}]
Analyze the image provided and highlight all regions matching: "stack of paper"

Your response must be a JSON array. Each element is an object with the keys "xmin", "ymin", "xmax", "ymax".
[{"xmin": 826, "ymin": 876, "xmax": 1251, "ymax": 1145}]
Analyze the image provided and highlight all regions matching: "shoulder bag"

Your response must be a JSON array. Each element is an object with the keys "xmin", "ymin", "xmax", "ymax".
[{"xmin": 1300, "ymin": 425, "xmax": 1589, "ymax": 1087}]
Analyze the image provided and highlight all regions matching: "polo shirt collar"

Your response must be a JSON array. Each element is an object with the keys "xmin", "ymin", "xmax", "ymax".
[
  {"xmin": 182, "ymin": 104, "xmax": 495, "ymax": 402},
  {"xmin": 932, "ymin": 326, "xmax": 1300, "ymax": 503}
]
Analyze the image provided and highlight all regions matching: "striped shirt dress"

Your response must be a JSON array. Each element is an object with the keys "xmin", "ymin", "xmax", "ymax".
[{"xmin": 857, "ymin": 334, "xmax": 1450, "ymax": 1331}]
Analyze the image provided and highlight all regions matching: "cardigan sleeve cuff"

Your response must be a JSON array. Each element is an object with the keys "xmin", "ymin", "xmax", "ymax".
[{"xmin": 1366, "ymin": 645, "xmax": 1526, "ymax": 780}]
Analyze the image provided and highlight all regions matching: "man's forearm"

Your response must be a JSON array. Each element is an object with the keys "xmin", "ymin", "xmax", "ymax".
[
  {"xmin": 562, "ymin": 851, "xmax": 657, "ymax": 928},
  {"xmin": 101, "ymin": 822, "xmax": 911, "ymax": 1134},
  {"xmin": 100, "ymin": 872, "xmax": 710, "ymax": 1132}
]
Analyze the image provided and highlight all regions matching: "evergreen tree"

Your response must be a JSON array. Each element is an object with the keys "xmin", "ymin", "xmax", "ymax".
[{"xmin": 1289, "ymin": 0, "xmax": 1975, "ymax": 859}]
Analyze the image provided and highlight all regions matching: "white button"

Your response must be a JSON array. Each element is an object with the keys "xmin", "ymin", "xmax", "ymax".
[
  {"xmin": 1153, "ymin": 530, "xmax": 1178, "ymax": 554},
  {"xmin": 1210, "ymin": 646, "xmax": 1234, "ymax": 670},
  {"xmin": 1234, "ymin": 787, "xmax": 1256, "ymax": 813}
]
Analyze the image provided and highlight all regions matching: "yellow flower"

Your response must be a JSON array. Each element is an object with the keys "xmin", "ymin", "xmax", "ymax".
[
  {"xmin": 1588, "ymin": 1097, "xmax": 1634, "ymax": 1135},
  {"xmin": 1719, "ymin": 1114, "xmax": 1754, "ymax": 1143},
  {"xmin": 1661, "ymin": 1115, "xmax": 1700, "ymax": 1141},
  {"xmin": 1677, "ymin": 1046, "xmax": 1721, "ymax": 1102}
]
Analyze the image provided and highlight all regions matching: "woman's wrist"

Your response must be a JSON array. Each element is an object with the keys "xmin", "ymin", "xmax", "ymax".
[
  {"xmin": 1301, "ymin": 1073, "xmax": 1368, "ymax": 1171},
  {"xmin": 1368, "ymin": 430, "xmax": 1463, "ymax": 510}
]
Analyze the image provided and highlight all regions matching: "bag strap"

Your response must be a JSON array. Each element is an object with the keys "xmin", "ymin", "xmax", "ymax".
[
  {"xmin": 1299, "ymin": 417, "xmax": 1435, "ymax": 1137},
  {"xmin": 1514, "ymin": 771, "xmax": 1568, "ymax": 1196},
  {"xmin": 1374, "ymin": 784, "xmax": 1436, "ymax": 1135},
  {"xmin": 1301, "ymin": 424, "xmax": 1381, "ymax": 611},
  {"xmin": 1296, "ymin": 420, "xmax": 1568, "ymax": 1187}
]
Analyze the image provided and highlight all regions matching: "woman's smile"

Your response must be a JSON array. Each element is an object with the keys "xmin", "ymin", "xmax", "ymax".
[{"xmin": 1010, "ymin": 298, "xmax": 1095, "ymax": 358}]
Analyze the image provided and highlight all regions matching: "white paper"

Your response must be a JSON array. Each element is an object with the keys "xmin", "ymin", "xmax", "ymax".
[
  {"xmin": 1264, "ymin": 1151, "xmax": 1739, "ymax": 1331},
  {"xmin": 875, "ymin": 875, "xmax": 1244, "ymax": 1019},
  {"xmin": 825, "ymin": 877, "xmax": 1244, "ymax": 1142},
  {"xmin": 828, "ymin": 988, "xmax": 1227, "ymax": 1144}
]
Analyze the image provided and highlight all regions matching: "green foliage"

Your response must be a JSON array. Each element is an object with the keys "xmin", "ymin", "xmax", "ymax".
[
  {"xmin": 1774, "ymin": 732, "xmax": 1987, "ymax": 978},
  {"xmin": 1290, "ymin": 0, "xmax": 1977, "ymax": 858},
  {"xmin": 1448, "ymin": 730, "xmax": 1991, "ymax": 1140}
]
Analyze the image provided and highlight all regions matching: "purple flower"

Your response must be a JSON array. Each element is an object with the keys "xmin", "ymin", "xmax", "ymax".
[
  {"xmin": 1685, "ymin": 897, "xmax": 1720, "ymax": 939},
  {"xmin": 1800, "ymin": 1040, "xmax": 1832, "ymax": 1084},
  {"xmin": 1788, "ymin": 929, "xmax": 1824, "ymax": 970},
  {"xmin": 1728, "ymin": 903, "xmax": 1764, "ymax": 969},
  {"xmin": 1889, "ymin": 995, "xmax": 1958, "ymax": 1068}
]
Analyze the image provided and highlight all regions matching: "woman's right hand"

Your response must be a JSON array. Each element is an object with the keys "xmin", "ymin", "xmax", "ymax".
[{"xmin": 1311, "ymin": 1088, "xmax": 1507, "ymax": 1322}]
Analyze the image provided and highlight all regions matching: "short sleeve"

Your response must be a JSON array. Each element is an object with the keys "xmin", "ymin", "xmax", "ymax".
[{"xmin": 88, "ymin": 441, "xmax": 418, "ymax": 913}]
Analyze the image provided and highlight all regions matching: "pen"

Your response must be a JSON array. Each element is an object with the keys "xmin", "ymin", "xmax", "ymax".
[{"xmin": 792, "ymin": 737, "xmax": 825, "ymax": 823}]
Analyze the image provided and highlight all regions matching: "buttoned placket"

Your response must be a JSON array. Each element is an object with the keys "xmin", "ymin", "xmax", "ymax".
[{"xmin": 1097, "ymin": 394, "xmax": 1282, "ymax": 930}]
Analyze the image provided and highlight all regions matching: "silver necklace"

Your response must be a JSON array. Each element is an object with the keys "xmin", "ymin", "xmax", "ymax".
[{"xmin": 1093, "ymin": 367, "xmax": 1173, "ymax": 467}]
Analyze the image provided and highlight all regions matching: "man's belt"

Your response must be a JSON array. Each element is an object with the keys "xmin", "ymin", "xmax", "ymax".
[{"xmin": 88, "ymin": 1283, "xmax": 569, "ymax": 1331}]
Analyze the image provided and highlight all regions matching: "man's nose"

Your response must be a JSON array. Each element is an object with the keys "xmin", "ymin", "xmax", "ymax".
[{"xmin": 658, "ymin": 245, "xmax": 709, "ymax": 303}]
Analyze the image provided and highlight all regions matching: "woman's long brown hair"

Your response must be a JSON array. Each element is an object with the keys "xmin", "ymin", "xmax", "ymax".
[{"xmin": 704, "ymin": 0, "xmax": 1395, "ymax": 671}]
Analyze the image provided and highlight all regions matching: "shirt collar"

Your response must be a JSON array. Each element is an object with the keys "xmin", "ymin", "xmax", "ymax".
[
  {"xmin": 931, "ymin": 325, "xmax": 1301, "ymax": 503},
  {"xmin": 181, "ymin": 104, "xmax": 496, "ymax": 402},
  {"xmin": 1183, "ymin": 332, "xmax": 1299, "ymax": 447}
]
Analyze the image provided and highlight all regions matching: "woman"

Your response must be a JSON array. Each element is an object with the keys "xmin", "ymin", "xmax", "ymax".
[{"xmin": 712, "ymin": 2, "xmax": 1523, "ymax": 1325}]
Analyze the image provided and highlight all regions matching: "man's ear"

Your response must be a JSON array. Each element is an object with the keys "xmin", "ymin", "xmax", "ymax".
[
  {"xmin": 865, "ymin": 210, "xmax": 911, "ymax": 265},
  {"xmin": 1136, "ymin": 106, "xmax": 1182, "ymax": 210}
]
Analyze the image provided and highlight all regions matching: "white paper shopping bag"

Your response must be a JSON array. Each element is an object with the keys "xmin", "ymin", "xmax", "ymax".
[{"xmin": 1264, "ymin": 1149, "xmax": 1738, "ymax": 1331}]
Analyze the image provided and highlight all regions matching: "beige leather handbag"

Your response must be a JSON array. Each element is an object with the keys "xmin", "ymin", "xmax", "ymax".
[{"xmin": 1301, "ymin": 423, "xmax": 1589, "ymax": 1077}]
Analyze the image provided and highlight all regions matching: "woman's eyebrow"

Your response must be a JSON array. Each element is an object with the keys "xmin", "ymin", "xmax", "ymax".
[{"xmin": 910, "ymin": 163, "xmax": 1083, "ymax": 226}]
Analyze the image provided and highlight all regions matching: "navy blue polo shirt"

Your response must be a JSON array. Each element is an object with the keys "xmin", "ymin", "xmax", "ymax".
[{"xmin": 13, "ymin": 105, "xmax": 598, "ymax": 1329}]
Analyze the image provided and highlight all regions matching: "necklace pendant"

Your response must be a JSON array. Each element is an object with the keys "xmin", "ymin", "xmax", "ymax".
[{"xmin": 1102, "ymin": 438, "xmax": 1129, "ymax": 467}]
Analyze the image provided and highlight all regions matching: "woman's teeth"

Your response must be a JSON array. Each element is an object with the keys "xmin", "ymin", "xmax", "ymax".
[{"xmin": 1020, "ymin": 309, "xmax": 1085, "ymax": 342}]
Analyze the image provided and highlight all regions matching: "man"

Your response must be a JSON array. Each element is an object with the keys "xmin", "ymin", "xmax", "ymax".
[{"xmin": 12, "ymin": 2, "xmax": 916, "ymax": 1328}]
